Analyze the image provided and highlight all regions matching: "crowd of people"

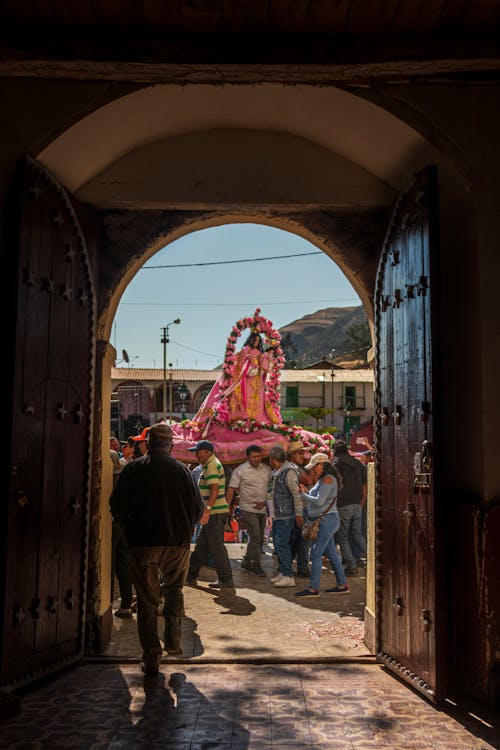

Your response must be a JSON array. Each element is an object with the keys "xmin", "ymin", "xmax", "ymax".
[{"xmin": 109, "ymin": 425, "xmax": 368, "ymax": 676}]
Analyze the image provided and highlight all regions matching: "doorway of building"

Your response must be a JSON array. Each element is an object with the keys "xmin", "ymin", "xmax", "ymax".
[
  {"xmin": 3, "ymin": 82, "xmax": 471, "ymax": 703},
  {"xmin": 105, "ymin": 222, "xmax": 374, "ymax": 663}
]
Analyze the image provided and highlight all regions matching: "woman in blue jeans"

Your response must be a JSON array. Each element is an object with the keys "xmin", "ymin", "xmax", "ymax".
[{"xmin": 295, "ymin": 453, "xmax": 349, "ymax": 597}]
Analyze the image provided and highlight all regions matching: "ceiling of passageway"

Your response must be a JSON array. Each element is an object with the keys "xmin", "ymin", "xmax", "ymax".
[
  {"xmin": 39, "ymin": 83, "xmax": 433, "ymax": 204},
  {"xmin": 2, "ymin": 0, "xmax": 499, "ymax": 36}
]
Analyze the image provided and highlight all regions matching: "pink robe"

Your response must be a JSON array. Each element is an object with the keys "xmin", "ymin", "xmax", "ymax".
[{"xmin": 193, "ymin": 345, "xmax": 280, "ymax": 425}]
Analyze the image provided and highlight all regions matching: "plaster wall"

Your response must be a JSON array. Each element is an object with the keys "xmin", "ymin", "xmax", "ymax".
[
  {"xmin": 38, "ymin": 83, "xmax": 432, "ymax": 193},
  {"xmin": 76, "ymin": 129, "xmax": 394, "ymax": 210},
  {"xmin": 365, "ymin": 462, "xmax": 376, "ymax": 653}
]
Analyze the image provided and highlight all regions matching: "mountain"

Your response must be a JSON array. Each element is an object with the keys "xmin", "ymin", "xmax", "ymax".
[{"xmin": 279, "ymin": 305, "xmax": 369, "ymax": 368}]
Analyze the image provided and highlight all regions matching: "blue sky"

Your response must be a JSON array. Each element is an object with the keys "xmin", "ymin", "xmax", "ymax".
[{"xmin": 112, "ymin": 224, "xmax": 360, "ymax": 370}]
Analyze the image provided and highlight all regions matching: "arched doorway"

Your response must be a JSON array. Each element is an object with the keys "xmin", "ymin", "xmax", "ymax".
[{"xmin": 3, "ymin": 81, "xmax": 484, "ymax": 703}]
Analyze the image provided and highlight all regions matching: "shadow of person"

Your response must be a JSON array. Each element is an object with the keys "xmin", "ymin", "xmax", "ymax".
[
  {"xmin": 209, "ymin": 587, "xmax": 256, "ymax": 616},
  {"xmin": 179, "ymin": 614, "xmax": 204, "ymax": 657},
  {"xmin": 168, "ymin": 672, "xmax": 249, "ymax": 747},
  {"xmin": 122, "ymin": 672, "xmax": 250, "ymax": 746},
  {"xmin": 187, "ymin": 580, "xmax": 256, "ymax": 616}
]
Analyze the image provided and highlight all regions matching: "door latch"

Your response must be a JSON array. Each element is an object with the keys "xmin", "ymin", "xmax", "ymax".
[
  {"xmin": 393, "ymin": 596, "xmax": 403, "ymax": 615},
  {"xmin": 413, "ymin": 441, "xmax": 432, "ymax": 494},
  {"xmin": 16, "ymin": 490, "xmax": 28, "ymax": 507},
  {"xmin": 403, "ymin": 503, "xmax": 416, "ymax": 518},
  {"xmin": 420, "ymin": 609, "xmax": 432, "ymax": 632}
]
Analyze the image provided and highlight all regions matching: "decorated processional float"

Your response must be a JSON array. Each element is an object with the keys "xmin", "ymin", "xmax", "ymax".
[{"xmin": 170, "ymin": 309, "xmax": 333, "ymax": 464}]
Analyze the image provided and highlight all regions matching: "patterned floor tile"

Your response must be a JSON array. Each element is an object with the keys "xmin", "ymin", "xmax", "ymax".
[{"xmin": 1, "ymin": 663, "xmax": 499, "ymax": 750}]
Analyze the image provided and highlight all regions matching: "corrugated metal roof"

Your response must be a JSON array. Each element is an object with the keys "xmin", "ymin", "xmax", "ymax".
[{"xmin": 111, "ymin": 367, "xmax": 373, "ymax": 384}]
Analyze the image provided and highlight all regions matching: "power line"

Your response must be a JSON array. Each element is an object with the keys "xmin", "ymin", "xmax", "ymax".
[
  {"xmin": 142, "ymin": 251, "xmax": 323, "ymax": 269},
  {"xmin": 120, "ymin": 298, "xmax": 361, "ymax": 307},
  {"xmin": 168, "ymin": 338, "xmax": 221, "ymax": 359}
]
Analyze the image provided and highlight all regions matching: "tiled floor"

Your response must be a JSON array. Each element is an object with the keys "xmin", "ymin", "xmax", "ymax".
[
  {"xmin": 2, "ymin": 663, "xmax": 499, "ymax": 749},
  {"xmin": 4, "ymin": 544, "xmax": 498, "ymax": 748},
  {"xmin": 104, "ymin": 543, "xmax": 370, "ymax": 661}
]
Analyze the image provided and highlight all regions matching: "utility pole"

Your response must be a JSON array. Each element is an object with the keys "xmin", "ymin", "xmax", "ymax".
[
  {"xmin": 161, "ymin": 327, "xmax": 168, "ymax": 420},
  {"xmin": 168, "ymin": 364, "xmax": 173, "ymax": 424},
  {"xmin": 161, "ymin": 319, "xmax": 180, "ymax": 421}
]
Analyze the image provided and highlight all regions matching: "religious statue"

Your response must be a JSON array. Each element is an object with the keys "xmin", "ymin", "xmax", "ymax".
[{"xmin": 192, "ymin": 310, "xmax": 283, "ymax": 428}]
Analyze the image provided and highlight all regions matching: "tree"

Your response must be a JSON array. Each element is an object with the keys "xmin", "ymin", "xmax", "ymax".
[
  {"xmin": 280, "ymin": 332, "xmax": 298, "ymax": 368},
  {"xmin": 342, "ymin": 321, "xmax": 371, "ymax": 355},
  {"xmin": 298, "ymin": 407, "xmax": 334, "ymax": 431}
]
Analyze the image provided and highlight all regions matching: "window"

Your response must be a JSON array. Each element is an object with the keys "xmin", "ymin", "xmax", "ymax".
[
  {"xmin": 344, "ymin": 386, "xmax": 356, "ymax": 410},
  {"xmin": 286, "ymin": 385, "xmax": 299, "ymax": 408}
]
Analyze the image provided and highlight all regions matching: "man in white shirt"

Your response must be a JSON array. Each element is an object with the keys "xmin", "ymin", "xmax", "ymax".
[{"xmin": 226, "ymin": 445, "xmax": 271, "ymax": 576}]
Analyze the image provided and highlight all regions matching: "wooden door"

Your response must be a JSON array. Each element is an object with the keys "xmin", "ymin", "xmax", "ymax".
[
  {"xmin": 1, "ymin": 157, "xmax": 97, "ymax": 686},
  {"xmin": 375, "ymin": 166, "xmax": 445, "ymax": 701}
]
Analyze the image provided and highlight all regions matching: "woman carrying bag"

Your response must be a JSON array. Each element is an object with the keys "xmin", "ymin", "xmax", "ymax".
[{"xmin": 295, "ymin": 454, "xmax": 349, "ymax": 597}]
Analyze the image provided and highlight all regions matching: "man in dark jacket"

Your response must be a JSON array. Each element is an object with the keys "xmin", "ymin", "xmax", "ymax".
[
  {"xmin": 333, "ymin": 440, "xmax": 367, "ymax": 576},
  {"xmin": 110, "ymin": 423, "xmax": 204, "ymax": 676}
]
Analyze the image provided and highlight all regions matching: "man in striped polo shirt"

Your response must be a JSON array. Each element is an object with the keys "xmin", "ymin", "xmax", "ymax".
[{"xmin": 186, "ymin": 440, "xmax": 234, "ymax": 588}]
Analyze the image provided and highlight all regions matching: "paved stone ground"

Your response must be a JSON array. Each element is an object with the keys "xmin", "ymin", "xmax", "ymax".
[
  {"xmin": 104, "ymin": 542, "xmax": 370, "ymax": 661},
  {"xmin": 2, "ymin": 663, "xmax": 499, "ymax": 749}
]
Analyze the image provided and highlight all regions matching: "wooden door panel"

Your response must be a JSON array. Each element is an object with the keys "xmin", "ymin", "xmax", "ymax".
[
  {"xmin": 1, "ymin": 158, "xmax": 96, "ymax": 686},
  {"xmin": 375, "ymin": 167, "xmax": 443, "ymax": 701}
]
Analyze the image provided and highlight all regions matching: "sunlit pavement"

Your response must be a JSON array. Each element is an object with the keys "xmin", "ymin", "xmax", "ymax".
[{"xmin": 104, "ymin": 542, "xmax": 370, "ymax": 661}]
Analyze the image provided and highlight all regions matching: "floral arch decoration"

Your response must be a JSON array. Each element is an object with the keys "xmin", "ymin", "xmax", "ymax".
[{"xmin": 218, "ymin": 308, "xmax": 285, "ymax": 414}]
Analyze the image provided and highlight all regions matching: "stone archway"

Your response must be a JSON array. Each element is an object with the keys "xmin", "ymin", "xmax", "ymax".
[{"xmin": 90, "ymin": 211, "xmax": 382, "ymax": 650}]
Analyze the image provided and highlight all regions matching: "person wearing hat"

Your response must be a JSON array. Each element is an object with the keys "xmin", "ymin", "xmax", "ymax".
[
  {"xmin": 287, "ymin": 440, "xmax": 311, "ymax": 578},
  {"xmin": 267, "ymin": 445, "xmax": 304, "ymax": 588},
  {"xmin": 186, "ymin": 440, "xmax": 234, "ymax": 588},
  {"xmin": 294, "ymin": 453, "xmax": 349, "ymax": 597},
  {"xmin": 110, "ymin": 423, "xmax": 204, "ymax": 676},
  {"xmin": 131, "ymin": 426, "xmax": 150, "ymax": 457},
  {"xmin": 332, "ymin": 440, "xmax": 367, "ymax": 576}
]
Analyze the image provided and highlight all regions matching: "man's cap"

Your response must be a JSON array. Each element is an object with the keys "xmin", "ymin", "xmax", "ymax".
[
  {"xmin": 288, "ymin": 440, "xmax": 305, "ymax": 452},
  {"xmin": 148, "ymin": 423, "xmax": 173, "ymax": 443},
  {"xmin": 304, "ymin": 453, "xmax": 330, "ymax": 471},
  {"xmin": 132, "ymin": 427, "xmax": 150, "ymax": 442},
  {"xmin": 333, "ymin": 440, "xmax": 348, "ymax": 454},
  {"xmin": 188, "ymin": 440, "xmax": 214, "ymax": 452}
]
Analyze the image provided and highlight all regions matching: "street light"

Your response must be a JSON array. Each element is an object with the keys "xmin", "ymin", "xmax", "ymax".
[
  {"xmin": 168, "ymin": 363, "xmax": 174, "ymax": 424},
  {"xmin": 161, "ymin": 319, "xmax": 180, "ymax": 419},
  {"xmin": 177, "ymin": 382, "xmax": 189, "ymax": 417}
]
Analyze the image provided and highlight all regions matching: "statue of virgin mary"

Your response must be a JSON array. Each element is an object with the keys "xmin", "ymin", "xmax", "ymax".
[{"xmin": 192, "ymin": 322, "xmax": 281, "ymax": 427}]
